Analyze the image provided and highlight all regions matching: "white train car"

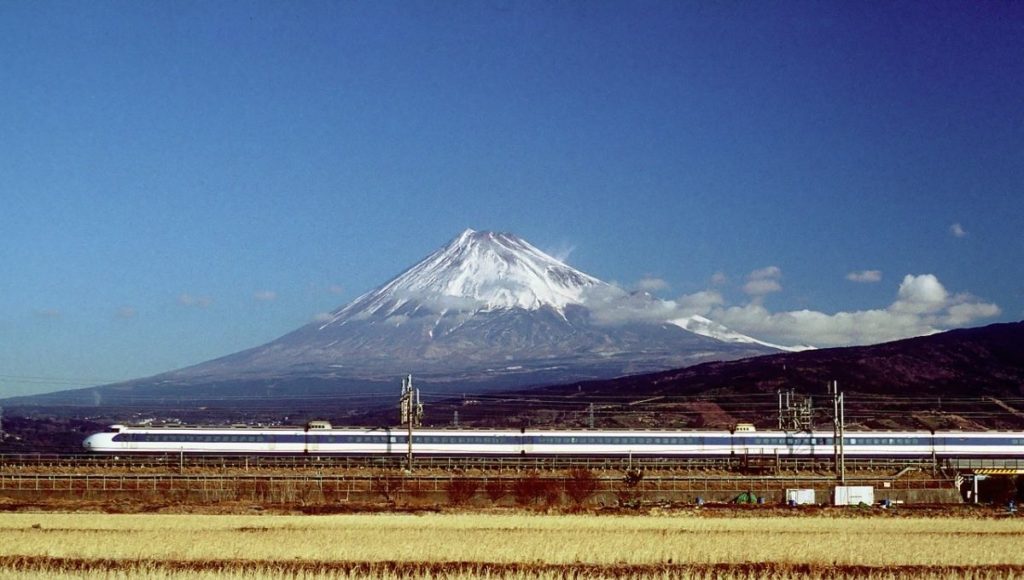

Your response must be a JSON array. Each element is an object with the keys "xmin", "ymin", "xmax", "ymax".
[{"xmin": 83, "ymin": 423, "xmax": 1024, "ymax": 458}]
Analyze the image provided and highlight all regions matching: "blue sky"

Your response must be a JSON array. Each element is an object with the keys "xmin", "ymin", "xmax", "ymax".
[{"xmin": 2, "ymin": 1, "xmax": 1022, "ymax": 396}]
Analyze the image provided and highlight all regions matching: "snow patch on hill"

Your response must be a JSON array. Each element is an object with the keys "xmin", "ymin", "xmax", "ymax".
[{"xmin": 671, "ymin": 315, "xmax": 814, "ymax": 352}]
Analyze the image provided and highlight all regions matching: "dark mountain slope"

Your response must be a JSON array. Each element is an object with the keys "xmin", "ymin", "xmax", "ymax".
[{"xmin": 424, "ymin": 322, "xmax": 1024, "ymax": 431}]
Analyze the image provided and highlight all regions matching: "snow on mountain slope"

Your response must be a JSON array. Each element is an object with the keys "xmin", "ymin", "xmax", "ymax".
[
  {"xmin": 319, "ymin": 229, "xmax": 604, "ymax": 328},
  {"xmin": 671, "ymin": 315, "xmax": 814, "ymax": 352}
]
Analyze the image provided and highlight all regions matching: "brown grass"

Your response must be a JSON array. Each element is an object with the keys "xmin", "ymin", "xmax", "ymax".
[{"xmin": 2, "ymin": 512, "xmax": 1023, "ymax": 578}]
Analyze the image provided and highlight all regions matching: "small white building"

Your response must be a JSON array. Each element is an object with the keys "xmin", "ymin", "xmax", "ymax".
[
  {"xmin": 785, "ymin": 489, "xmax": 816, "ymax": 505},
  {"xmin": 834, "ymin": 486, "xmax": 874, "ymax": 506}
]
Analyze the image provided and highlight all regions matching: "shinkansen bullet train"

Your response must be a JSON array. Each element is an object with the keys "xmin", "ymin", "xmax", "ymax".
[{"xmin": 83, "ymin": 422, "xmax": 1024, "ymax": 458}]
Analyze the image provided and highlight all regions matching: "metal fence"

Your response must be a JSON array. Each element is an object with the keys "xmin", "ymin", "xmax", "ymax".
[{"xmin": 3, "ymin": 453, "xmax": 1009, "ymax": 472}]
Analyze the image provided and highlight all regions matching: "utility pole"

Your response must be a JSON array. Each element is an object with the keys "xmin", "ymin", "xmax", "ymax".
[
  {"xmin": 453, "ymin": 410, "xmax": 459, "ymax": 428},
  {"xmin": 839, "ymin": 390, "xmax": 846, "ymax": 483},
  {"xmin": 778, "ymin": 390, "xmax": 784, "ymax": 430},
  {"xmin": 829, "ymin": 380, "xmax": 846, "ymax": 483},
  {"xmin": 399, "ymin": 374, "xmax": 423, "ymax": 471},
  {"xmin": 588, "ymin": 403, "xmax": 595, "ymax": 429},
  {"xmin": 0, "ymin": 406, "xmax": 4, "ymax": 441}
]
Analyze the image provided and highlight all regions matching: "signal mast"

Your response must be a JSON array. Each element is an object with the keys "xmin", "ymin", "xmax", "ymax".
[{"xmin": 399, "ymin": 374, "xmax": 423, "ymax": 471}]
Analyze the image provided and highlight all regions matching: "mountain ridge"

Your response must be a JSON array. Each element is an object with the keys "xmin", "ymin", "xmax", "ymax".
[{"xmin": 425, "ymin": 321, "xmax": 1024, "ymax": 431}]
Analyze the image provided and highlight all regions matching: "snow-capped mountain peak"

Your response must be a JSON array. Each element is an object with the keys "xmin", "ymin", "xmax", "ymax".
[{"xmin": 322, "ymin": 229, "xmax": 604, "ymax": 327}]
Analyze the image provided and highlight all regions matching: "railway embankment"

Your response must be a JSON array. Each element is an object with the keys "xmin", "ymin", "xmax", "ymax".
[{"xmin": 0, "ymin": 464, "xmax": 962, "ymax": 510}]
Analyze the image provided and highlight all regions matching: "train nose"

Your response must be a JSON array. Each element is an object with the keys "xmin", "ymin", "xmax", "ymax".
[{"xmin": 82, "ymin": 434, "xmax": 96, "ymax": 450}]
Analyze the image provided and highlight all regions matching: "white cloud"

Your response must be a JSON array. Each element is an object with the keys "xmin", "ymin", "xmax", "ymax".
[
  {"xmin": 313, "ymin": 312, "xmax": 334, "ymax": 323},
  {"xmin": 943, "ymin": 301, "xmax": 1000, "ymax": 326},
  {"xmin": 709, "ymin": 272, "xmax": 728, "ymax": 286},
  {"xmin": 178, "ymin": 293, "xmax": 212, "ymax": 308},
  {"xmin": 676, "ymin": 290, "xmax": 724, "ymax": 316},
  {"xmin": 571, "ymin": 268, "xmax": 998, "ymax": 348},
  {"xmin": 891, "ymin": 274, "xmax": 948, "ymax": 314},
  {"xmin": 254, "ymin": 290, "xmax": 278, "ymax": 302},
  {"xmin": 712, "ymin": 273, "xmax": 1000, "ymax": 347},
  {"xmin": 846, "ymin": 270, "xmax": 882, "ymax": 283},
  {"xmin": 950, "ymin": 223, "xmax": 967, "ymax": 238},
  {"xmin": 581, "ymin": 285, "xmax": 724, "ymax": 327},
  {"xmin": 743, "ymin": 266, "xmax": 783, "ymax": 297},
  {"xmin": 743, "ymin": 278, "xmax": 782, "ymax": 296},
  {"xmin": 633, "ymin": 277, "xmax": 669, "ymax": 293}
]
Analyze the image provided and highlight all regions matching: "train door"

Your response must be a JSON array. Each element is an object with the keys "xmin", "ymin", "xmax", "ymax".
[{"xmin": 519, "ymin": 427, "xmax": 531, "ymax": 456}]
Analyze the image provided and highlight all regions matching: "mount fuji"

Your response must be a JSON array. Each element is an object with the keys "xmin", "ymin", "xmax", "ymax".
[{"xmin": 19, "ymin": 230, "xmax": 781, "ymax": 408}]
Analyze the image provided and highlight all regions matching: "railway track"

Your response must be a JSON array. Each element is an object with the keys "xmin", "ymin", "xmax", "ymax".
[{"xmin": 2, "ymin": 453, "xmax": 1017, "ymax": 472}]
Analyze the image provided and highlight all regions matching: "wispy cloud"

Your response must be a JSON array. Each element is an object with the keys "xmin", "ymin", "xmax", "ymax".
[
  {"xmin": 178, "ymin": 293, "xmax": 212, "ymax": 308},
  {"xmin": 34, "ymin": 308, "xmax": 61, "ymax": 319},
  {"xmin": 116, "ymin": 306, "xmax": 138, "ymax": 319},
  {"xmin": 709, "ymin": 272, "xmax": 728, "ymax": 287},
  {"xmin": 743, "ymin": 266, "xmax": 782, "ymax": 297},
  {"xmin": 254, "ymin": 290, "xmax": 278, "ymax": 302},
  {"xmin": 846, "ymin": 270, "xmax": 882, "ymax": 283},
  {"xmin": 328, "ymin": 284, "xmax": 345, "ymax": 295},
  {"xmin": 545, "ymin": 241, "xmax": 576, "ymax": 263},
  {"xmin": 581, "ymin": 282, "xmax": 723, "ymax": 327},
  {"xmin": 950, "ymin": 223, "xmax": 967, "ymax": 238},
  {"xmin": 633, "ymin": 276, "xmax": 669, "ymax": 293}
]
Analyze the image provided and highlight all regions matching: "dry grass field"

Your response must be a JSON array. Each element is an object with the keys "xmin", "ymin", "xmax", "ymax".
[{"xmin": 1, "ymin": 512, "xmax": 1023, "ymax": 578}]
